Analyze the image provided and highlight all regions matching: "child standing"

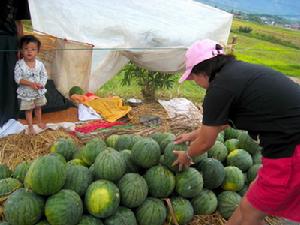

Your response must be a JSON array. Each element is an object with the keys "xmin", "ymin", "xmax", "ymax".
[{"xmin": 14, "ymin": 35, "xmax": 47, "ymax": 134}]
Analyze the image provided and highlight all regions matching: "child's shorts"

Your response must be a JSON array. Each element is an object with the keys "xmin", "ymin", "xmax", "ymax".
[
  {"xmin": 20, "ymin": 96, "xmax": 47, "ymax": 111},
  {"xmin": 246, "ymin": 144, "xmax": 300, "ymax": 222}
]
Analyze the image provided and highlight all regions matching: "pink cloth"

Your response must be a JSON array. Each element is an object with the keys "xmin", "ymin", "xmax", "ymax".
[{"xmin": 247, "ymin": 144, "xmax": 300, "ymax": 222}]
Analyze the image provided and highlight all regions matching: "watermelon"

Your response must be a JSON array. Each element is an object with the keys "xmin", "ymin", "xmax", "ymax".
[
  {"xmin": 48, "ymin": 152, "xmax": 67, "ymax": 163},
  {"xmin": 207, "ymin": 141, "xmax": 228, "ymax": 162},
  {"xmin": 45, "ymin": 189, "xmax": 83, "ymax": 225},
  {"xmin": 118, "ymin": 173, "xmax": 148, "ymax": 208},
  {"xmin": 224, "ymin": 127, "xmax": 241, "ymax": 140},
  {"xmin": 227, "ymin": 149, "xmax": 253, "ymax": 171},
  {"xmin": 238, "ymin": 132, "xmax": 261, "ymax": 155},
  {"xmin": 68, "ymin": 158, "xmax": 88, "ymax": 167},
  {"xmin": 12, "ymin": 161, "xmax": 31, "ymax": 182},
  {"xmin": 144, "ymin": 165, "xmax": 175, "ymax": 198},
  {"xmin": 0, "ymin": 164, "xmax": 11, "ymax": 180},
  {"xmin": 217, "ymin": 191, "xmax": 241, "ymax": 219},
  {"xmin": 136, "ymin": 198, "xmax": 167, "ymax": 225},
  {"xmin": 79, "ymin": 138, "xmax": 107, "ymax": 166},
  {"xmin": 50, "ymin": 138, "xmax": 78, "ymax": 161},
  {"xmin": 24, "ymin": 155, "xmax": 66, "ymax": 196},
  {"xmin": 222, "ymin": 166, "xmax": 245, "ymax": 191},
  {"xmin": 197, "ymin": 158, "xmax": 225, "ymax": 189},
  {"xmin": 104, "ymin": 207, "xmax": 137, "ymax": 225},
  {"xmin": 63, "ymin": 164, "xmax": 93, "ymax": 196},
  {"xmin": 224, "ymin": 139, "xmax": 239, "ymax": 152},
  {"xmin": 69, "ymin": 86, "xmax": 84, "ymax": 96},
  {"xmin": 163, "ymin": 142, "xmax": 188, "ymax": 172},
  {"xmin": 191, "ymin": 189, "xmax": 218, "ymax": 215},
  {"xmin": 247, "ymin": 164, "xmax": 262, "ymax": 183},
  {"xmin": 120, "ymin": 150, "xmax": 139, "ymax": 173},
  {"xmin": 167, "ymin": 197, "xmax": 194, "ymax": 225},
  {"xmin": 252, "ymin": 152, "xmax": 262, "ymax": 164},
  {"xmin": 175, "ymin": 167, "xmax": 203, "ymax": 198},
  {"xmin": 85, "ymin": 180, "xmax": 120, "ymax": 218},
  {"xmin": 106, "ymin": 134, "xmax": 120, "ymax": 148},
  {"xmin": 78, "ymin": 215, "xmax": 103, "ymax": 225},
  {"xmin": 114, "ymin": 134, "xmax": 137, "ymax": 151},
  {"xmin": 0, "ymin": 178, "xmax": 22, "ymax": 197},
  {"xmin": 131, "ymin": 138, "xmax": 161, "ymax": 168},
  {"xmin": 94, "ymin": 148, "xmax": 126, "ymax": 182},
  {"xmin": 4, "ymin": 188, "xmax": 44, "ymax": 225}
]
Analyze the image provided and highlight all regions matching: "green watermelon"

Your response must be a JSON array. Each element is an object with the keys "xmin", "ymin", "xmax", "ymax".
[
  {"xmin": 48, "ymin": 152, "xmax": 67, "ymax": 163},
  {"xmin": 0, "ymin": 178, "xmax": 22, "ymax": 197},
  {"xmin": 4, "ymin": 188, "xmax": 44, "ymax": 225},
  {"xmin": 136, "ymin": 198, "xmax": 167, "ymax": 225},
  {"xmin": 94, "ymin": 148, "xmax": 126, "ymax": 182},
  {"xmin": 191, "ymin": 189, "xmax": 218, "ymax": 215},
  {"xmin": 114, "ymin": 134, "xmax": 137, "ymax": 151},
  {"xmin": 104, "ymin": 207, "xmax": 137, "ymax": 225},
  {"xmin": 224, "ymin": 139, "xmax": 239, "ymax": 152},
  {"xmin": 217, "ymin": 191, "xmax": 241, "ymax": 219},
  {"xmin": 238, "ymin": 132, "xmax": 261, "ymax": 155},
  {"xmin": 131, "ymin": 138, "xmax": 161, "ymax": 168},
  {"xmin": 167, "ymin": 197, "xmax": 194, "ymax": 225},
  {"xmin": 12, "ymin": 161, "xmax": 31, "ymax": 182},
  {"xmin": 78, "ymin": 215, "xmax": 103, "ymax": 225},
  {"xmin": 252, "ymin": 152, "xmax": 262, "ymax": 164},
  {"xmin": 68, "ymin": 158, "xmax": 88, "ymax": 167},
  {"xmin": 79, "ymin": 138, "xmax": 107, "ymax": 166},
  {"xmin": 247, "ymin": 164, "xmax": 262, "ymax": 183},
  {"xmin": 144, "ymin": 165, "xmax": 175, "ymax": 198},
  {"xmin": 50, "ymin": 138, "xmax": 78, "ymax": 161},
  {"xmin": 175, "ymin": 167, "xmax": 203, "ymax": 198},
  {"xmin": 120, "ymin": 150, "xmax": 139, "ymax": 173},
  {"xmin": 69, "ymin": 86, "xmax": 84, "ymax": 96},
  {"xmin": 163, "ymin": 142, "xmax": 188, "ymax": 172},
  {"xmin": 222, "ymin": 166, "xmax": 245, "ymax": 191},
  {"xmin": 106, "ymin": 134, "xmax": 120, "ymax": 148},
  {"xmin": 227, "ymin": 149, "xmax": 253, "ymax": 171},
  {"xmin": 63, "ymin": 164, "xmax": 93, "ymax": 196},
  {"xmin": 45, "ymin": 189, "xmax": 83, "ymax": 225},
  {"xmin": 197, "ymin": 158, "xmax": 225, "ymax": 189},
  {"xmin": 24, "ymin": 155, "xmax": 66, "ymax": 196},
  {"xmin": 207, "ymin": 141, "xmax": 228, "ymax": 162},
  {"xmin": 118, "ymin": 173, "xmax": 148, "ymax": 208},
  {"xmin": 0, "ymin": 164, "xmax": 11, "ymax": 180},
  {"xmin": 224, "ymin": 127, "xmax": 241, "ymax": 141},
  {"xmin": 85, "ymin": 180, "xmax": 120, "ymax": 218}
]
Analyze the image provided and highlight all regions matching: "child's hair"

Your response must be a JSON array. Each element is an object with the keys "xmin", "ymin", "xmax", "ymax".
[{"xmin": 19, "ymin": 35, "xmax": 41, "ymax": 50}]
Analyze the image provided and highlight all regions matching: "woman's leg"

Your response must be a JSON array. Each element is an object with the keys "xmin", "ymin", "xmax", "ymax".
[
  {"xmin": 25, "ymin": 109, "xmax": 34, "ymax": 134},
  {"xmin": 226, "ymin": 197, "xmax": 267, "ymax": 225},
  {"xmin": 35, "ymin": 106, "xmax": 46, "ymax": 129}
]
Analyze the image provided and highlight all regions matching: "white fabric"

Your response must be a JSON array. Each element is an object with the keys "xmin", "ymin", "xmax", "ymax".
[
  {"xmin": 158, "ymin": 98, "xmax": 203, "ymax": 122},
  {"xmin": 28, "ymin": 0, "xmax": 233, "ymax": 92},
  {"xmin": 24, "ymin": 122, "xmax": 76, "ymax": 134},
  {"xmin": 0, "ymin": 119, "xmax": 26, "ymax": 138},
  {"xmin": 78, "ymin": 104, "xmax": 101, "ymax": 121}
]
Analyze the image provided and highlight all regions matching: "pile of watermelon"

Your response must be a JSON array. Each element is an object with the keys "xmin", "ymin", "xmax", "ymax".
[{"xmin": 0, "ymin": 127, "xmax": 262, "ymax": 225}]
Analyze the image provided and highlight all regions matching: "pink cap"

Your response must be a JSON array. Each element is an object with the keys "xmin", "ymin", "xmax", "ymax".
[{"xmin": 179, "ymin": 39, "xmax": 224, "ymax": 83}]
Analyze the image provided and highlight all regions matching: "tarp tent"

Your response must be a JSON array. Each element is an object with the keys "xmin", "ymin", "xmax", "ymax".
[{"xmin": 28, "ymin": 0, "xmax": 233, "ymax": 96}]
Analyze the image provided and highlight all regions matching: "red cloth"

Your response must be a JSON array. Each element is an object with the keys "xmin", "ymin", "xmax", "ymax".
[
  {"xmin": 75, "ymin": 120, "xmax": 124, "ymax": 134},
  {"xmin": 246, "ymin": 144, "xmax": 300, "ymax": 222}
]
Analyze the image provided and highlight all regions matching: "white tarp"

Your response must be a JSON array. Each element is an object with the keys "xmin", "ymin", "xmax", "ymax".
[{"xmin": 28, "ymin": 0, "xmax": 232, "ymax": 93}]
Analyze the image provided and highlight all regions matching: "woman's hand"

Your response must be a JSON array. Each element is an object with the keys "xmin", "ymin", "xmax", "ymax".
[
  {"xmin": 174, "ymin": 133, "xmax": 192, "ymax": 144},
  {"xmin": 172, "ymin": 151, "xmax": 194, "ymax": 171}
]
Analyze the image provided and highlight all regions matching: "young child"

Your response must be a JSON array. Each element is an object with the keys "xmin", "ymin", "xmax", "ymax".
[{"xmin": 14, "ymin": 35, "xmax": 47, "ymax": 134}]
